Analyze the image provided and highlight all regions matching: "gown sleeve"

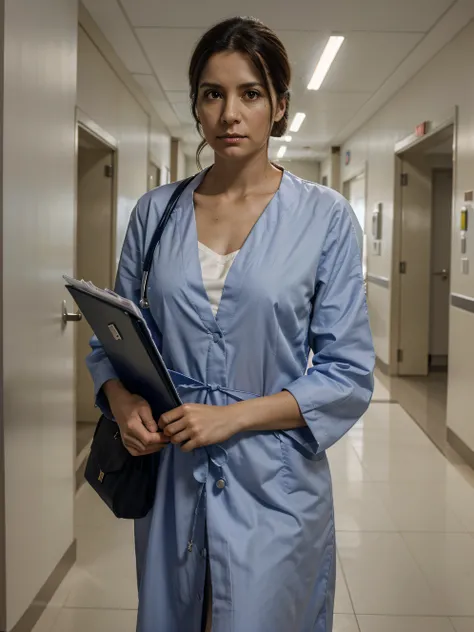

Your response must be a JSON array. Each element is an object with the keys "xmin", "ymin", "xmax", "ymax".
[
  {"xmin": 85, "ymin": 203, "xmax": 146, "ymax": 418},
  {"xmin": 283, "ymin": 198, "xmax": 375, "ymax": 454}
]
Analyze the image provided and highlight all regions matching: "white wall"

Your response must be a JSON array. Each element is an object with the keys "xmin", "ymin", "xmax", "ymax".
[
  {"xmin": 340, "ymin": 18, "xmax": 474, "ymax": 453},
  {"xmin": 77, "ymin": 27, "xmax": 165, "ymax": 258},
  {"xmin": 321, "ymin": 153, "xmax": 340, "ymax": 190},
  {"xmin": 185, "ymin": 156, "xmax": 321, "ymax": 183},
  {"xmin": 177, "ymin": 142, "xmax": 186, "ymax": 181},
  {"xmin": 0, "ymin": 6, "xmax": 174, "ymax": 629},
  {"xmin": 150, "ymin": 112, "xmax": 172, "ymax": 172},
  {"xmin": 1, "ymin": 1, "xmax": 78, "ymax": 629},
  {"xmin": 320, "ymin": 157, "xmax": 331, "ymax": 186},
  {"xmin": 186, "ymin": 155, "xmax": 197, "ymax": 178},
  {"xmin": 278, "ymin": 160, "xmax": 320, "ymax": 182}
]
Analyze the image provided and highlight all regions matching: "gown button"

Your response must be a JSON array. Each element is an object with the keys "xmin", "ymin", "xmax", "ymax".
[
  {"xmin": 216, "ymin": 478, "xmax": 226, "ymax": 490},
  {"xmin": 213, "ymin": 333, "xmax": 220, "ymax": 343}
]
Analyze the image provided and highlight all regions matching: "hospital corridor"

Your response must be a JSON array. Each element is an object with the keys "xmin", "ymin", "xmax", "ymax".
[
  {"xmin": 31, "ymin": 374, "xmax": 474, "ymax": 632},
  {"xmin": 1, "ymin": 1, "xmax": 474, "ymax": 632}
]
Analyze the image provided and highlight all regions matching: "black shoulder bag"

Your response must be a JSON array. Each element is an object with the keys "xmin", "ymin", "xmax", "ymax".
[{"xmin": 84, "ymin": 175, "xmax": 196, "ymax": 519}]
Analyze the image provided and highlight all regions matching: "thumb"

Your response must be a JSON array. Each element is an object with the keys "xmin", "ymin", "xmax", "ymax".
[{"xmin": 138, "ymin": 403, "xmax": 158, "ymax": 433}]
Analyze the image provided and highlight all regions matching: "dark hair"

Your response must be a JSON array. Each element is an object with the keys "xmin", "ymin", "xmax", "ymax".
[{"xmin": 189, "ymin": 16, "xmax": 291, "ymax": 168}]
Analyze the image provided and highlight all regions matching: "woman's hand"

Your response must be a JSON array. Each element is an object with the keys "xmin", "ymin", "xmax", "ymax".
[
  {"xmin": 104, "ymin": 380, "xmax": 169, "ymax": 457},
  {"xmin": 158, "ymin": 404, "xmax": 240, "ymax": 452}
]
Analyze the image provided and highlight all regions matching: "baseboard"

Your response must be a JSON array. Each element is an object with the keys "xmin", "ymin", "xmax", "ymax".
[
  {"xmin": 375, "ymin": 356, "xmax": 389, "ymax": 375},
  {"xmin": 447, "ymin": 428, "xmax": 474, "ymax": 471},
  {"xmin": 10, "ymin": 540, "xmax": 76, "ymax": 632},
  {"xmin": 429, "ymin": 354, "xmax": 448, "ymax": 371}
]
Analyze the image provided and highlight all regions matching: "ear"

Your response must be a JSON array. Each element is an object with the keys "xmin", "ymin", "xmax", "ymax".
[{"xmin": 274, "ymin": 96, "xmax": 287, "ymax": 123}]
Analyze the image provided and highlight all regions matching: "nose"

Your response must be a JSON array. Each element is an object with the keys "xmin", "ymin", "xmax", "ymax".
[{"xmin": 221, "ymin": 95, "xmax": 241, "ymax": 126}]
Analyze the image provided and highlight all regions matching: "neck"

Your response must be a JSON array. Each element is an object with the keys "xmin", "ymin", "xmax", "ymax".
[{"xmin": 205, "ymin": 149, "xmax": 280, "ymax": 195}]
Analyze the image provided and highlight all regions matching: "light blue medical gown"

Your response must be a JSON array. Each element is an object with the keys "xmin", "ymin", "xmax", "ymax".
[{"xmin": 86, "ymin": 169, "xmax": 375, "ymax": 632}]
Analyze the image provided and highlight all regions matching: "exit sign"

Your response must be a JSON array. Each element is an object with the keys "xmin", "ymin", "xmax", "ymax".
[{"xmin": 415, "ymin": 121, "xmax": 429, "ymax": 137}]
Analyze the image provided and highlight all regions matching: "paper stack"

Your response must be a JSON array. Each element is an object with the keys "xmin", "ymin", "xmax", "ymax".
[{"xmin": 63, "ymin": 275, "xmax": 143, "ymax": 320}]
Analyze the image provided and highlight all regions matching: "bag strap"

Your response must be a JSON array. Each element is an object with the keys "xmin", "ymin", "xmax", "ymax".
[{"xmin": 139, "ymin": 175, "xmax": 196, "ymax": 308}]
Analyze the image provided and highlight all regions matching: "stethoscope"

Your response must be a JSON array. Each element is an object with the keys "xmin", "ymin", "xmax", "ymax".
[{"xmin": 139, "ymin": 175, "xmax": 196, "ymax": 310}]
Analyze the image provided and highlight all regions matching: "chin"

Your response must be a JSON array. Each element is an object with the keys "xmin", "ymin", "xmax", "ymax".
[
  {"xmin": 212, "ymin": 144, "xmax": 265, "ymax": 163},
  {"xmin": 214, "ymin": 148, "xmax": 251, "ymax": 162}
]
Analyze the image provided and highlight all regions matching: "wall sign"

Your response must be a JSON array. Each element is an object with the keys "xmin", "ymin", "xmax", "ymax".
[
  {"xmin": 460, "ymin": 192, "xmax": 471, "ymax": 274},
  {"xmin": 415, "ymin": 121, "xmax": 429, "ymax": 137},
  {"xmin": 372, "ymin": 202, "xmax": 383, "ymax": 256}
]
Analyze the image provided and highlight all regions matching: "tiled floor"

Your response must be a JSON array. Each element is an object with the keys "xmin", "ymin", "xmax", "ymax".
[
  {"xmin": 374, "ymin": 369, "xmax": 449, "ymax": 452},
  {"xmin": 34, "ymin": 375, "xmax": 474, "ymax": 632}
]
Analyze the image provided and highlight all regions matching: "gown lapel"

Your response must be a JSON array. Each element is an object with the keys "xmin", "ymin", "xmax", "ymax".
[{"xmin": 176, "ymin": 168, "xmax": 290, "ymax": 335}]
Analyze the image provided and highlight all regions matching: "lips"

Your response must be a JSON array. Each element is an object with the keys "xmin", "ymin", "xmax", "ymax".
[{"xmin": 218, "ymin": 134, "xmax": 246, "ymax": 139}]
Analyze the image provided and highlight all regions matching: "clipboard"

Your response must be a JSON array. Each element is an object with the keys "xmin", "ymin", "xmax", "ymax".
[{"xmin": 66, "ymin": 284, "xmax": 181, "ymax": 420}]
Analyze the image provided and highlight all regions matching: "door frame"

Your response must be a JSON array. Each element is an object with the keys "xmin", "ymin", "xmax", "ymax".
[
  {"xmin": 389, "ymin": 106, "xmax": 458, "ymax": 375},
  {"xmin": 72, "ymin": 109, "xmax": 119, "ymax": 431},
  {"xmin": 74, "ymin": 107, "xmax": 119, "ymax": 284},
  {"xmin": 342, "ymin": 165, "xmax": 368, "ymax": 279},
  {"xmin": 147, "ymin": 159, "xmax": 161, "ymax": 191}
]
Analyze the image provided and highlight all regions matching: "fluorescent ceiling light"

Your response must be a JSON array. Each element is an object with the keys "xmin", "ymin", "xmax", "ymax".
[
  {"xmin": 277, "ymin": 146, "xmax": 287, "ymax": 159},
  {"xmin": 307, "ymin": 36, "xmax": 345, "ymax": 91},
  {"xmin": 289, "ymin": 113, "xmax": 306, "ymax": 133},
  {"xmin": 283, "ymin": 135, "xmax": 292, "ymax": 142}
]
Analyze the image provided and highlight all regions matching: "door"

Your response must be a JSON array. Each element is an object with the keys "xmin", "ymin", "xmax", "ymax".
[
  {"xmin": 76, "ymin": 127, "xmax": 115, "ymax": 422},
  {"xmin": 148, "ymin": 161, "xmax": 160, "ymax": 191},
  {"xmin": 429, "ymin": 169, "xmax": 452, "ymax": 366},
  {"xmin": 348, "ymin": 173, "xmax": 367, "ymax": 277},
  {"xmin": 398, "ymin": 160, "xmax": 432, "ymax": 375}
]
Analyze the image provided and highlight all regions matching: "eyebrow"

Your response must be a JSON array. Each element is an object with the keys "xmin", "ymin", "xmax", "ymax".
[{"xmin": 199, "ymin": 81, "xmax": 264, "ymax": 90}]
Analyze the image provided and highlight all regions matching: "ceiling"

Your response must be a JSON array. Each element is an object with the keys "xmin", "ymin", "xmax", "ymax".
[{"xmin": 82, "ymin": 0, "xmax": 474, "ymax": 162}]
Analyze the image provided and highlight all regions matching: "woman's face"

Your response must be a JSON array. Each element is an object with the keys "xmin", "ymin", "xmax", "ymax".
[{"xmin": 196, "ymin": 51, "xmax": 286, "ymax": 162}]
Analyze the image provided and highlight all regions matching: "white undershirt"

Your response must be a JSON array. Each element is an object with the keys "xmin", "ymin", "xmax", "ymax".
[{"xmin": 198, "ymin": 242, "xmax": 240, "ymax": 317}]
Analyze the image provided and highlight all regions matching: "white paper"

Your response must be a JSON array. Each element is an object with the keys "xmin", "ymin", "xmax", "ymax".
[{"xmin": 63, "ymin": 275, "xmax": 143, "ymax": 320}]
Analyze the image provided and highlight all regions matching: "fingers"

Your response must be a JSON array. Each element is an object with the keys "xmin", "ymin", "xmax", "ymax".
[
  {"xmin": 180, "ymin": 438, "xmax": 198, "ymax": 453},
  {"xmin": 130, "ymin": 417, "xmax": 167, "ymax": 447},
  {"xmin": 123, "ymin": 436, "xmax": 148, "ymax": 455},
  {"xmin": 137, "ymin": 402, "xmax": 158, "ymax": 433},
  {"xmin": 125, "ymin": 441, "xmax": 166, "ymax": 457},
  {"xmin": 122, "ymin": 430, "xmax": 169, "ymax": 456},
  {"xmin": 169, "ymin": 429, "xmax": 192, "ymax": 445},
  {"xmin": 122, "ymin": 415, "xmax": 169, "ymax": 457},
  {"xmin": 158, "ymin": 404, "xmax": 189, "ymax": 429},
  {"xmin": 163, "ymin": 419, "xmax": 187, "ymax": 437}
]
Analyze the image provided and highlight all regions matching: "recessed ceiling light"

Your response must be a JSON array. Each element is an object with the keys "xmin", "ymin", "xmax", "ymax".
[
  {"xmin": 283, "ymin": 135, "xmax": 292, "ymax": 142},
  {"xmin": 277, "ymin": 146, "xmax": 287, "ymax": 159},
  {"xmin": 307, "ymin": 36, "xmax": 345, "ymax": 91},
  {"xmin": 289, "ymin": 113, "xmax": 306, "ymax": 133}
]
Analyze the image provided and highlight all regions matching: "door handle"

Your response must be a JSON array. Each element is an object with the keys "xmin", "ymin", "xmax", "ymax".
[
  {"xmin": 433, "ymin": 269, "xmax": 449, "ymax": 280},
  {"xmin": 62, "ymin": 300, "xmax": 82, "ymax": 324}
]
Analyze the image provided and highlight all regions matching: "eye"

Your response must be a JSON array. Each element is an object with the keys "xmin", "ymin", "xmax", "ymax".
[
  {"xmin": 246, "ymin": 90, "xmax": 261, "ymax": 100},
  {"xmin": 204, "ymin": 90, "xmax": 222, "ymax": 100}
]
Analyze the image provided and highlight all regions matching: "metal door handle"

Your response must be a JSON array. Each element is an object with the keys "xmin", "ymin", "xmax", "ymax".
[
  {"xmin": 433, "ymin": 269, "xmax": 449, "ymax": 280},
  {"xmin": 62, "ymin": 300, "xmax": 82, "ymax": 324}
]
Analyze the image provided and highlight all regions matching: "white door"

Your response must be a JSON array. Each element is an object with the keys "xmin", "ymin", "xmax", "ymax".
[
  {"xmin": 76, "ymin": 128, "xmax": 115, "ymax": 422},
  {"xmin": 349, "ymin": 174, "xmax": 366, "ymax": 231},
  {"xmin": 429, "ymin": 169, "xmax": 452, "ymax": 364},
  {"xmin": 349, "ymin": 174, "xmax": 367, "ymax": 276},
  {"xmin": 148, "ymin": 162, "xmax": 160, "ymax": 191},
  {"xmin": 398, "ymin": 160, "xmax": 432, "ymax": 375}
]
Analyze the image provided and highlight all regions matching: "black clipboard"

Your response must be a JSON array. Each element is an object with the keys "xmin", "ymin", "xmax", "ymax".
[{"xmin": 66, "ymin": 285, "xmax": 181, "ymax": 420}]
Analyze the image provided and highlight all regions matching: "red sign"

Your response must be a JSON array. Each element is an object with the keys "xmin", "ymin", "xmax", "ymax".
[{"xmin": 415, "ymin": 122, "xmax": 428, "ymax": 137}]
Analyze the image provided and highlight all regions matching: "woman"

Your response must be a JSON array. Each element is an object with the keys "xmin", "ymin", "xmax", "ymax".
[{"xmin": 87, "ymin": 16, "xmax": 374, "ymax": 632}]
